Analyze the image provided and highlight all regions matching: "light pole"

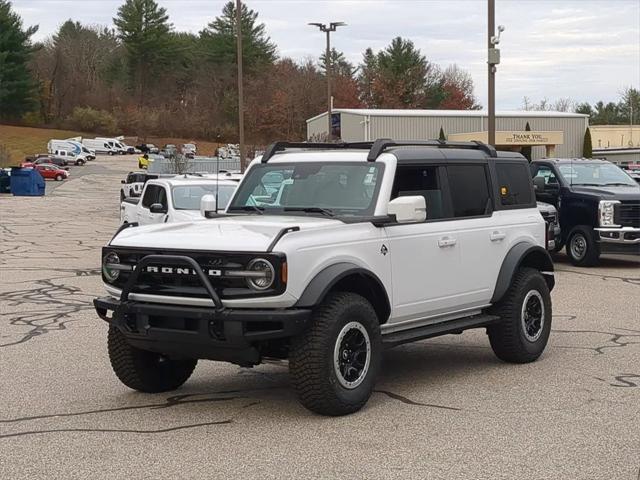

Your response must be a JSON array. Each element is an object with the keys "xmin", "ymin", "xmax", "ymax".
[
  {"xmin": 309, "ymin": 22, "xmax": 346, "ymax": 141},
  {"xmin": 236, "ymin": 0, "xmax": 245, "ymax": 170},
  {"xmin": 487, "ymin": 0, "xmax": 504, "ymax": 146}
]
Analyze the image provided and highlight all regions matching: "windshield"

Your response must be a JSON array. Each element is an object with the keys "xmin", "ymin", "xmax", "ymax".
[
  {"xmin": 558, "ymin": 163, "xmax": 636, "ymax": 187},
  {"xmin": 228, "ymin": 162, "xmax": 383, "ymax": 216},
  {"xmin": 172, "ymin": 184, "xmax": 236, "ymax": 210}
]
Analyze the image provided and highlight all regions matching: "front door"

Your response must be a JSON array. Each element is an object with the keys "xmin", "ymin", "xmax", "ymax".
[{"xmin": 384, "ymin": 165, "xmax": 464, "ymax": 326}]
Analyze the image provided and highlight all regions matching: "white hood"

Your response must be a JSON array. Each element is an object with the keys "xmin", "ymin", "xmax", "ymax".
[{"xmin": 111, "ymin": 215, "xmax": 341, "ymax": 251}]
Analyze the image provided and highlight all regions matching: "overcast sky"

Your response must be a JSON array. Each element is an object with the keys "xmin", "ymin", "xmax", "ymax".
[{"xmin": 14, "ymin": 0, "xmax": 640, "ymax": 109}]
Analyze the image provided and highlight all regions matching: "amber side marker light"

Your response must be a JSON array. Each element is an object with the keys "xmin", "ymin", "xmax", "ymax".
[{"xmin": 281, "ymin": 261, "xmax": 288, "ymax": 284}]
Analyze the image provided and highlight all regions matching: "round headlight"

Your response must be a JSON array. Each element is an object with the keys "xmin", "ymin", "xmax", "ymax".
[
  {"xmin": 102, "ymin": 251, "xmax": 121, "ymax": 283},
  {"xmin": 246, "ymin": 258, "xmax": 275, "ymax": 291}
]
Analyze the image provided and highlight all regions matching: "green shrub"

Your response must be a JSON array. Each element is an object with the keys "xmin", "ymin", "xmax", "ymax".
[{"xmin": 65, "ymin": 107, "xmax": 118, "ymax": 134}]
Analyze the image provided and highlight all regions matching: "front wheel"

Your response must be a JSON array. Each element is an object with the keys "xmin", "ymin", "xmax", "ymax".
[
  {"xmin": 107, "ymin": 327, "xmax": 197, "ymax": 393},
  {"xmin": 566, "ymin": 226, "xmax": 600, "ymax": 266},
  {"xmin": 488, "ymin": 267, "xmax": 552, "ymax": 363},
  {"xmin": 289, "ymin": 292, "xmax": 381, "ymax": 416},
  {"xmin": 55, "ymin": 174, "xmax": 63, "ymax": 181}
]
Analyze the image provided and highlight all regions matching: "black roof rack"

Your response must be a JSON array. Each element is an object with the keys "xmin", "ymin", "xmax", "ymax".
[
  {"xmin": 261, "ymin": 141, "xmax": 373, "ymax": 163},
  {"xmin": 260, "ymin": 138, "xmax": 497, "ymax": 163},
  {"xmin": 367, "ymin": 138, "xmax": 497, "ymax": 161}
]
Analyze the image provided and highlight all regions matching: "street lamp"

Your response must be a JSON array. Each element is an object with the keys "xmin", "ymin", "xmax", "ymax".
[
  {"xmin": 487, "ymin": 0, "xmax": 504, "ymax": 146},
  {"xmin": 309, "ymin": 21, "xmax": 346, "ymax": 141},
  {"xmin": 236, "ymin": 0, "xmax": 245, "ymax": 170}
]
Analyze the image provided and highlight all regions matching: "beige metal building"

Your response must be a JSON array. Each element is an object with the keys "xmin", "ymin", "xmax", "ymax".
[
  {"xmin": 307, "ymin": 109, "xmax": 589, "ymax": 160},
  {"xmin": 589, "ymin": 125, "xmax": 640, "ymax": 149}
]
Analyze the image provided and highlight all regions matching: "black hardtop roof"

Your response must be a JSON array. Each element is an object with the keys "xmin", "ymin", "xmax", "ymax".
[{"xmin": 261, "ymin": 139, "xmax": 525, "ymax": 164}]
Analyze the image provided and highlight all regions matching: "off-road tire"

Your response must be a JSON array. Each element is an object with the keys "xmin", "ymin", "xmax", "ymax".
[
  {"xmin": 289, "ymin": 292, "xmax": 381, "ymax": 416},
  {"xmin": 55, "ymin": 174, "xmax": 63, "ymax": 181},
  {"xmin": 107, "ymin": 326, "xmax": 197, "ymax": 393},
  {"xmin": 488, "ymin": 267, "xmax": 552, "ymax": 363},
  {"xmin": 566, "ymin": 225, "xmax": 600, "ymax": 267}
]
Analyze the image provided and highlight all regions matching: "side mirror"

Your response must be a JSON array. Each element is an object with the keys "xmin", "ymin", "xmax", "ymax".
[
  {"xmin": 387, "ymin": 196, "xmax": 426, "ymax": 223},
  {"xmin": 200, "ymin": 194, "xmax": 217, "ymax": 217},
  {"xmin": 149, "ymin": 203, "xmax": 167, "ymax": 214},
  {"xmin": 533, "ymin": 176, "xmax": 546, "ymax": 192}
]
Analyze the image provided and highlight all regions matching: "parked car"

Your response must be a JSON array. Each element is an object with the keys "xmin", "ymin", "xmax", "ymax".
[
  {"xmin": 120, "ymin": 177, "xmax": 238, "ymax": 225},
  {"xmin": 83, "ymin": 139, "xmax": 119, "ymax": 155},
  {"xmin": 95, "ymin": 139, "xmax": 555, "ymax": 416},
  {"xmin": 35, "ymin": 164, "xmax": 69, "ymax": 181},
  {"xmin": 33, "ymin": 157, "xmax": 71, "ymax": 169},
  {"xmin": 53, "ymin": 149, "xmax": 88, "ymax": 166},
  {"xmin": 120, "ymin": 171, "xmax": 158, "ymax": 201},
  {"xmin": 531, "ymin": 158, "xmax": 640, "ymax": 266}
]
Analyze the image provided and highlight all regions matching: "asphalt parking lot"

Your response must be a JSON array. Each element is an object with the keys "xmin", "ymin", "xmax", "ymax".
[{"xmin": 1, "ymin": 155, "xmax": 638, "ymax": 480}]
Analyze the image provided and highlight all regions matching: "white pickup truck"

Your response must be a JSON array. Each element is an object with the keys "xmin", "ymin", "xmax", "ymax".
[{"xmin": 120, "ymin": 177, "xmax": 238, "ymax": 225}]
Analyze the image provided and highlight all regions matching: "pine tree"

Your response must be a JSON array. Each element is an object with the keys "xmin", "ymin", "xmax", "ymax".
[
  {"xmin": 113, "ymin": 0, "xmax": 174, "ymax": 105},
  {"xmin": 0, "ymin": 0, "xmax": 38, "ymax": 120},
  {"xmin": 319, "ymin": 48, "xmax": 355, "ymax": 77},
  {"xmin": 521, "ymin": 122, "xmax": 532, "ymax": 161},
  {"xmin": 200, "ymin": 1, "xmax": 276, "ymax": 70},
  {"xmin": 583, "ymin": 127, "xmax": 593, "ymax": 158},
  {"xmin": 439, "ymin": 126, "xmax": 446, "ymax": 141}
]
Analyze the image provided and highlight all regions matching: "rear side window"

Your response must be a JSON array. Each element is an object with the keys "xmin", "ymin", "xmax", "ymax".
[
  {"xmin": 495, "ymin": 162, "xmax": 533, "ymax": 207},
  {"xmin": 446, "ymin": 165, "xmax": 491, "ymax": 217}
]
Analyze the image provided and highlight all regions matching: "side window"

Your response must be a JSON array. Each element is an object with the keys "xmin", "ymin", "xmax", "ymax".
[
  {"xmin": 391, "ymin": 166, "xmax": 445, "ymax": 220},
  {"xmin": 495, "ymin": 162, "xmax": 533, "ymax": 206},
  {"xmin": 141, "ymin": 185, "xmax": 159, "ymax": 208},
  {"xmin": 446, "ymin": 165, "xmax": 491, "ymax": 218},
  {"xmin": 533, "ymin": 165, "xmax": 559, "ymax": 185}
]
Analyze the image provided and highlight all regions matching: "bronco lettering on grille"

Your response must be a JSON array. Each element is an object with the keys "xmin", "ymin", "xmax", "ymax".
[{"xmin": 145, "ymin": 266, "xmax": 222, "ymax": 276}]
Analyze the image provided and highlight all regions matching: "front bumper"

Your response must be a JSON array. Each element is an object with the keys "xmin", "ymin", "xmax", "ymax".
[
  {"xmin": 595, "ymin": 227, "xmax": 640, "ymax": 255},
  {"xmin": 94, "ymin": 296, "xmax": 311, "ymax": 365}
]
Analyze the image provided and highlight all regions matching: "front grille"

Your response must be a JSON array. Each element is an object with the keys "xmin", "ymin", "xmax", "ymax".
[
  {"xmin": 617, "ymin": 201, "xmax": 640, "ymax": 228},
  {"xmin": 104, "ymin": 248, "xmax": 285, "ymax": 299}
]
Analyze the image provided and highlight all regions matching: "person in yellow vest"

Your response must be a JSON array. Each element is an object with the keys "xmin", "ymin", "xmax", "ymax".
[{"xmin": 138, "ymin": 153, "xmax": 149, "ymax": 169}]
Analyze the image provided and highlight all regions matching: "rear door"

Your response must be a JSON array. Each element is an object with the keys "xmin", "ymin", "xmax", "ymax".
[
  {"xmin": 441, "ymin": 163, "xmax": 501, "ymax": 308},
  {"xmin": 384, "ymin": 164, "xmax": 465, "ymax": 326}
]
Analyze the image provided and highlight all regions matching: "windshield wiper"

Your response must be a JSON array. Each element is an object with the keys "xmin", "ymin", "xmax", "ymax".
[
  {"xmin": 603, "ymin": 182, "xmax": 634, "ymax": 186},
  {"xmin": 232, "ymin": 205, "xmax": 264, "ymax": 215},
  {"xmin": 571, "ymin": 183, "xmax": 602, "ymax": 186},
  {"xmin": 283, "ymin": 207, "xmax": 336, "ymax": 217}
]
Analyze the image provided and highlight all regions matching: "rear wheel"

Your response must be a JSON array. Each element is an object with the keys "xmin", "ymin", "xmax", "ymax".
[
  {"xmin": 289, "ymin": 292, "xmax": 381, "ymax": 416},
  {"xmin": 566, "ymin": 226, "xmax": 600, "ymax": 266},
  {"xmin": 488, "ymin": 268, "xmax": 552, "ymax": 363},
  {"xmin": 107, "ymin": 326, "xmax": 197, "ymax": 393}
]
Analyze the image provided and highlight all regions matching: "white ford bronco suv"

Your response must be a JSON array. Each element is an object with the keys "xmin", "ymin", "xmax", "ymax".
[{"xmin": 94, "ymin": 139, "xmax": 555, "ymax": 416}]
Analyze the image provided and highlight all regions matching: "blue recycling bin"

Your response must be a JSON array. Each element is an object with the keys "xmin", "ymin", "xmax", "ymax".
[{"xmin": 10, "ymin": 168, "xmax": 45, "ymax": 196}]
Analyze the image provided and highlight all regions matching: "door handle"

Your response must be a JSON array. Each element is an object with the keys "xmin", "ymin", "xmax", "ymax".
[
  {"xmin": 490, "ymin": 231, "xmax": 506, "ymax": 242},
  {"xmin": 438, "ymin": 236, "xmax": 457, "ymax": 248}
]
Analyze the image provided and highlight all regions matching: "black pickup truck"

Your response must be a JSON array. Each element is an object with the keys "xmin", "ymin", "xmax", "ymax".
[{"xmin": 530, "ymin": 158, "xmax": 640, "ymax": 266}]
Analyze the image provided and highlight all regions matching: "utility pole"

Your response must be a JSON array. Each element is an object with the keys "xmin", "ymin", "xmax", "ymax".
[
  {"xmin": 236, "ymin": 0, "xmax": 246, "ymax": 170},
  {"xmin": 487, "ymin": 1, "xmax": 504, "ymax": 147},
  {"xmin": 309, "ymin": 22, "xmax": 346, "ymax": 141}
]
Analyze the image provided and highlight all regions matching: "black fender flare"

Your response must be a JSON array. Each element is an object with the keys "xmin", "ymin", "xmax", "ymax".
[
  {"xmin": 491, "ymin": 242, "xmax": 555, "ymax": 303},
  {"xmin": 295, "ymin": 262, "xmax": 391, "ymax": 322}
]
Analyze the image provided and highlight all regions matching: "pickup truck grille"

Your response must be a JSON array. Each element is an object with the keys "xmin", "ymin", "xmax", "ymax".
[
  {"xmin": 104, "ymin": 248, "xmax": 285, "ymax": 299},
  {"xmin": 617, "ymin": 201, "xmax": 640, "ymax": 228}
]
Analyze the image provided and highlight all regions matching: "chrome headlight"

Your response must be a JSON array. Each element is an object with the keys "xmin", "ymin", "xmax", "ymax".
[
  {"xmin": 598, "ymin": 200, "xmax": 620, "ymax": 227},
  {"xmin": 102, "ymin": 251, "xmax": 121, "ymax": 283},
  {"xmin": 246, "ymin": 258, "xmax": 275, "ymax": 291}
]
